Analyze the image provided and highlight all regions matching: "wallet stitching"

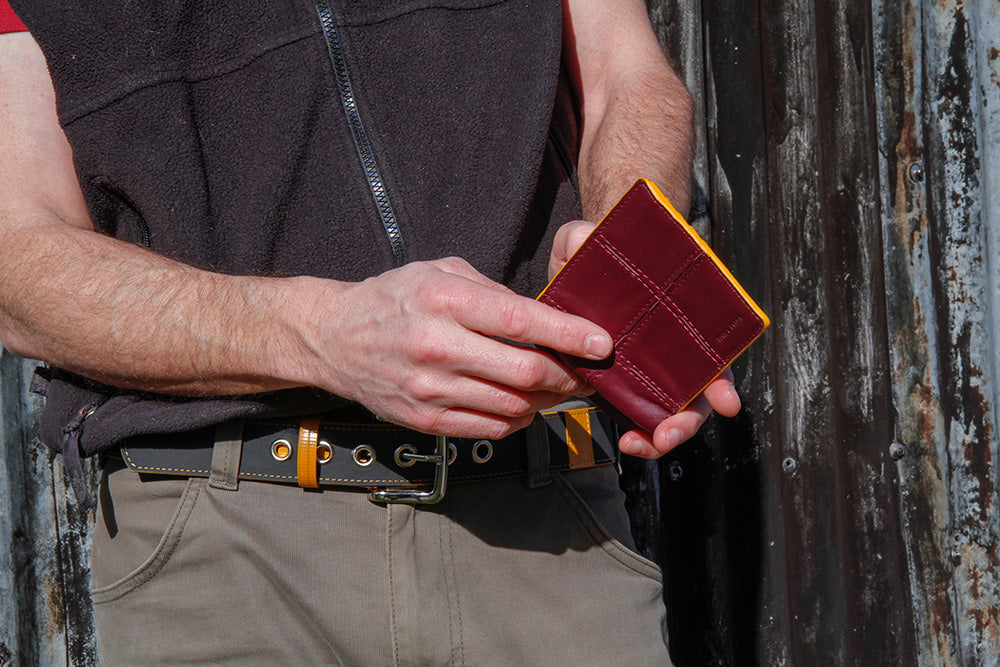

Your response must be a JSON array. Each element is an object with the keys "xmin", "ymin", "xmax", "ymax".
[
  {"xmin": 542, "ymin": 186, "xmax": 645, "ymax": 298},
  {"xmin": 593, "ymin": 234, "xmax": 700, "ymax": 297},
  {"xmin": 617, "ymin": 357, "xmax": 680, "ymax": 412},
  {"xmin": 663, "ymin": 258, "xmax": 761, "ymax": 360},
  {"xmin": 593, "ymin": 238, "xmax": 723, "ymax": 365},
  {"xmin": 658, "ymin": 296, "xmax": 724, "ymax": 365},
  {"xmin": 616, "ymin": 294, "xmax": 660, "ymax": 342},
  {"xmin": 620, "ymin": 298, "xmax": 759, "ymax": 414},
  {"xmin": 542, "ymin": 234, "xmax": 604, "ymax": 298},
  {"xmin": 614, "ymin": 311, "xmax": 689, "ymax": 407},
  {"xmin": 585, "ymin": 311, "xmax": 681, "ymax": 412},
  {"xmin": 588, "ymin": 236, "xmax": 665, "ymax": 340}
]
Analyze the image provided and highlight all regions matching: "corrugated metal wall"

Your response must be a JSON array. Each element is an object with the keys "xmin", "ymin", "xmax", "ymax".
[{"xmin": 1, "ymin": 1, "xmax": 997, "ymax": 664}]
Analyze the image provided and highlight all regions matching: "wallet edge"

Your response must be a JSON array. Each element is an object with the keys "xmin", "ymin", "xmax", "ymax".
[
  {"xmin": 537, "ymin": 178, "xmax": 770, "ymax": 335},
  {"xmin": 638, "ymin": 178, "xmax": 771, "ymax": 331}
]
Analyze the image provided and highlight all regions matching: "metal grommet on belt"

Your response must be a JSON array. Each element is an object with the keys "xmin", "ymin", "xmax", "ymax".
[
  {"xmin": 472, "ymin": 440, "xmax": 493, "ymax": 464},
  {"xmin": 394, "ymin": 444, "xmax": 417, "ymax": 468},
  {"xmin": 353, "ymin": 444, "xmax": 376, "ymax": 467},
  {"xmin": 317, "ymin": 440, "xmax": 333, "ymax": 464},
  {"xmin": 271, "ymin": 439, "xmax": 292, "ymax": 462},
  {"xmin": 448, "ymin": 442, "xmax": 458, "ymax": 465}
]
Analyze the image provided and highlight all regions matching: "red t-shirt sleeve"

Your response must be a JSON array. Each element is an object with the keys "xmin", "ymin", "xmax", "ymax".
[{"xmin": 0, "ymin": 1, "xmax": 28, "ymax": 33}]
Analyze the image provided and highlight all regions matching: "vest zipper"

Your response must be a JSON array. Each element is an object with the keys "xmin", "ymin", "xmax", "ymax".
[{"xmin": 313, "ymin": 0, "xmax": 407, "ymax": 268}]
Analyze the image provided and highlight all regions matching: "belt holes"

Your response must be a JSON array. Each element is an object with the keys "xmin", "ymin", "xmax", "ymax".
[
  {"xmin": 472, "ymin": 440, "xmax": 493, "ymax": 464},
  {"xmin": 271, "ymin": 439, "xmax": 292, "ymax": 462},
  {"xmin": 448, "ymin": 442, "xmax": 458, "ymax": 465},
  {"xmin": 317, "ymin": 440, "xmax": 334, "ymax": 464},
  {"xmin": 394, "ymin": 444, "xmax": 417, "ymax": 468},
  {"xmin": 353, "ymin": 444, "xmax": 376, "ymax": 467}
]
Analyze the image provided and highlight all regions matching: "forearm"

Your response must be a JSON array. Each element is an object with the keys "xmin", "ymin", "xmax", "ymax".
[
  {"xmin": 577, "ymin": 65, "xmax": 693, "ymax": 220},
  {"xmin": 0, "ymin": 214, "xmax": 322, "ymax": 395},
  {"xmin": 0, "ymin": 32, "xmax": 323, "ymax": 395},
  {"xmin": 565, "ymin": 0, "xmax": 694, "ymax": 221}
]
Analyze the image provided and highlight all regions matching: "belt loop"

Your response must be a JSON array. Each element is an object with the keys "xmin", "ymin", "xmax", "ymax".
[
  {"xmin": 209, "ymin": 420, "xmax": 244, "ymax": 491},
  {"xmin": 524, "ymin": 412, "xmax": 551, "ymax": 489},
  {"xmin": 296, "ymin": 416, "xmax": 322, "ymax": 489},
  {"xmin": 564, "ymin": 408, "xmax": 596, "ymax": 470}
]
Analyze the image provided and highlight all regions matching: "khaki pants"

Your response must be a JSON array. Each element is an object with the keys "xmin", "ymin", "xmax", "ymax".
[{"xmin": 92, "ymin": 452, "xmax": 671, "ymax": 666}]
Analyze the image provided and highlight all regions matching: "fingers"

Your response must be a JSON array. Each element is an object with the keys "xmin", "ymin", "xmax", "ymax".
[
  {"xmin": 618, "ymin": 372, "xmax": 743, "ymax": 459},
  {"xmin": 447, "ymin": 281, "xmax": 613, "ymax": 360},
  {"xmin": 449, "ymin": 334, "xmax": 592, "ymax": 395},
  {"xmin": 392, "ymin": 289, "xmax": 595, "ymax": 396},
  {"xmin": 414, "ymin": 258, "xmax": 612, "ymax": 362},
  {"xmin": 549, "ymin": 220, "xmax": 597, "ymax": 280},
  {"xmin": 430, "ymin": 256, "xmax": 514, "ymax": 294},
  {"xmin": 399, "ymin": 374, "xmax": 568, "ymax": 432},
  {"xmin": 618, "ymin": 396, "xmax": 710, "ymax": 458},
  {"xmin": 702, "ymin": 369, "xmax": 741, "ymax": 417}
]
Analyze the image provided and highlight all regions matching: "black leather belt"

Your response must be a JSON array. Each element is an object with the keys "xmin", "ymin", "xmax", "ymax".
[{"xmin": 120, "ymin": 407, "xmax": 618, "ymax": 504}]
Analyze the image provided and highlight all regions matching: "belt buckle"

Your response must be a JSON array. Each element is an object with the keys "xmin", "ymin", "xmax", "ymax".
[{"xmin": 369, "ymin": 435, "xmax": 449, "ymax": 505}]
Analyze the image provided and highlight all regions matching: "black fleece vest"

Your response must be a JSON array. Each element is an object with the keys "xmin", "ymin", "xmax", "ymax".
[{"xmin": 15, "ymin": 0, "xmax": 581, "ymax": 459}]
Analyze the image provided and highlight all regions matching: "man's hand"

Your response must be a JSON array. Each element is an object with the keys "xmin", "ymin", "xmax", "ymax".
[{"xmin": 292, "ymin": 257, "xmax": 612, "ymax": 439}]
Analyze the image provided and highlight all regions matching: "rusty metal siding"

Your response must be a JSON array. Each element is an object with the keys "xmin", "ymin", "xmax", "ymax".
[
  {"xmin": 645, "ymin": 0, "xmax": 998, "ymax": 664},
  {"xmin": 0, "ymin": 353, "xmax": 97, "ymax": 665},
  {"xmin": 876, "ymin": 0, "xmax": 1000, "ymax": 664},
  {"xmin": 1, "ymin": 2, "xmax": 999, "ymax": 665},
  {"xmin": 651, "ymin": 0, "xmax": 917, "ymax": 663}
]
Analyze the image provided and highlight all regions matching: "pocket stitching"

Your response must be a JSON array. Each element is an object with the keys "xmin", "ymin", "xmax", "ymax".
[
  {"xmin": 92, "ymin": 478, "xmax": 204, "ymax": 603},
  {"xmin": 553, "ymin": 473, "xmax": 663, "ymax": 583}
]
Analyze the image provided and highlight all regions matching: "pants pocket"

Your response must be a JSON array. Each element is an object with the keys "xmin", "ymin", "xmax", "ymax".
[
  {"xmin": 554, "ymin": 466, "xmax": 663, "ymax": 582},
  {"xmin": 91, "ymin": 462, "xmax": 204, "ymax": 603}
]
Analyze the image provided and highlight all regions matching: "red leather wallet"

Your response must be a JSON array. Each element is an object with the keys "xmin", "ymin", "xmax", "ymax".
[{"xmin": 538, "ymin": 179, "xmax": 769, "ymax": 434}]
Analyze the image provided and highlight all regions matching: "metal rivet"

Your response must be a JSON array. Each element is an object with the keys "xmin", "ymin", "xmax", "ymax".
[
  {"xmin": 908, "ymin": 162, "xmax": 924, "ymax": 183},
  {"xmin": 668, "ymin": 460, "xmax": 684, "ymax": 481},
  {"xmin": 353, "ymin": 445, "xmax": 376, "ymax": 467},
  {"xmin": 316, "ymin": 440, "xmax": 333, "ymax": 464},
  {"xmin": 448, "ymin": 442, "xmax": 458, "ymax": 465},
  {"xmin": 394, "ymin": 444, "xmax": 417, "ymax": 468},
  {"xmin": 271, "ymin": 439, "xmax": 292, "ymax": 462},
  {"xmin": 472, "ymin": 440, "xmax": 493, "ymax": 464},
  {"xmin": 782, "ymin": 457, "xmax": 798, "ymax": 473},
  {"xmin": 889, "ymin": 442, "xmax": 906, "ymax": 460}
]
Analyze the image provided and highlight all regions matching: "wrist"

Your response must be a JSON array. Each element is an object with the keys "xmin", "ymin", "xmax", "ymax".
[{"xmin": 257, "ymin": 274, "xmax": 352, "ymax": 393}]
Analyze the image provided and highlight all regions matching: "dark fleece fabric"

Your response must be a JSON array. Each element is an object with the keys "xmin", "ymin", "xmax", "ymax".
[{"xmin": 12, "ymin": 0, "xmax": 581, "ymax": 466}]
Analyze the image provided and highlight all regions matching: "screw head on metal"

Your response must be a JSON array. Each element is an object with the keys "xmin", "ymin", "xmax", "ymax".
[
  {"xmin": 908, "ymin": 162, "xmax": 924, "ymax": 183},
  {"xmin": 889, "ymin": 442, "xmax": 906, "ymax": 460}
]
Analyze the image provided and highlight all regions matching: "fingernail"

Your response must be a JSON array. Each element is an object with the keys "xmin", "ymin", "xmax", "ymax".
[
  {"xmin": 620, "ymin": 436, "xmax": 636, "ymax": 455},
  {"xmin": 584, "ymin": 334, "xmax": 612, "ymax": 359},
  {"xmin": 668, "ymin": 428, "xmax": 683, "ymax": 449}
]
